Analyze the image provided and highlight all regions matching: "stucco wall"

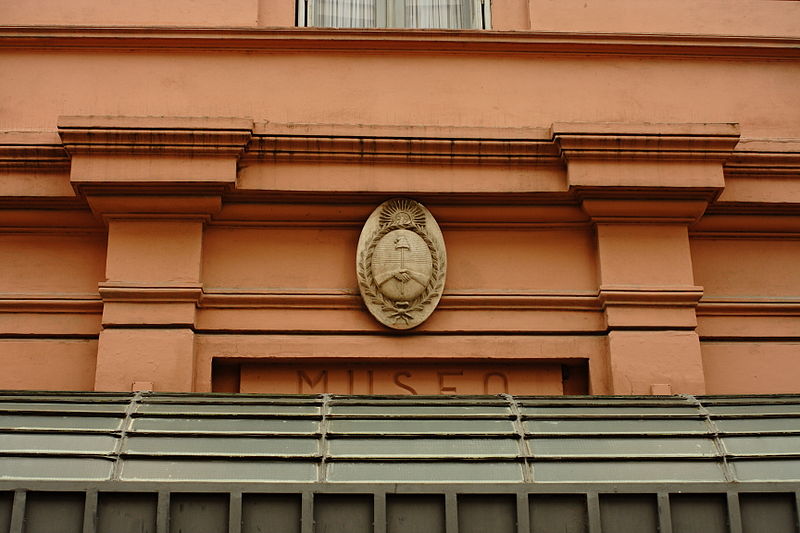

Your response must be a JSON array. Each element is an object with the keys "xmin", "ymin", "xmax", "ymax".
[{"xmin": 0, "ymin": 2, "xmax": 797, "ymax": 395}]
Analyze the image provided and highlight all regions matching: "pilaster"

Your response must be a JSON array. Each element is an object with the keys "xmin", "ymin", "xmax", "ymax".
[
  {"xmin": 554, "ymin": 122, "xmax": 740, "ymax": 394},
  {"xmin": 59, "ymin": 116, "xmax": 253, "ymax": 392}
]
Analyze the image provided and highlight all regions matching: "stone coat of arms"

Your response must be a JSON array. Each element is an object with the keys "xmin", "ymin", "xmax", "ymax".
[{"xmin": 357, "ymin": 198, "xmax": 446, "ymax": 330}]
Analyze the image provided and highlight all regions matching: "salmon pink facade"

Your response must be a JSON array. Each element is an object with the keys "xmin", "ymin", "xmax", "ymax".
[{"xmin": 0, "ymin": 0, "xmax": 799, "ymax": 396}]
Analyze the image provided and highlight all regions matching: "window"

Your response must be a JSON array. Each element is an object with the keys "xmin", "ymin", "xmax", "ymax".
[{"xmin": 297, "ymin": 0, "xmax": 491, "ymax": 30}]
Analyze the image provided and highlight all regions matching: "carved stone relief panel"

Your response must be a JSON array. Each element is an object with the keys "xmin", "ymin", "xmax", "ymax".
[{"xmin": 357, "ymin": 198, "xmax": 446, "ymax": 329}]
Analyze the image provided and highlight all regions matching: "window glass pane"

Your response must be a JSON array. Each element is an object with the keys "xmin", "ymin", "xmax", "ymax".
[
  {"xmin": 405, "ymin": 0, "xmax": 468, "ymax": 29},
  {"xmin": 305, "ymin": 0, "xmax": 483, "ymax": 29},
  {"xmin": 310, "ymin": 0, "xmax": 377, "ymax": 28}
]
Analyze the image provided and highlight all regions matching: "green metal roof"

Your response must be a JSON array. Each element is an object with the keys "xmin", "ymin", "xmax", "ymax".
[{"xmin": 2, "ymin": 391, "xmax": 800, "ymax": 484}]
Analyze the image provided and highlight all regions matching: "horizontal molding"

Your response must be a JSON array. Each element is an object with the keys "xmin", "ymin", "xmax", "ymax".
[
  {"xmin": 98, "ymin": 283, "xmax": 202, "ymax": 302},
  {"xmin": 206, "ymin": 220, "xmax": 590, "ymax": 231},
  {"xmin": 692, "ymin": 214, "xmax": 800, "ymax": 235},
  {"xmin": 200, "ymin": 289, "xmax": 360, "ymax": 309},
  {"xmin": 209, "ymin": 202, "xmax": 589, "ymax": 228},
  {"xmin": 0, "ymin": 294, "xmax": 102, "ymax": 313},
  {"xmin": 2, "ymin": 124, "xmax": 797, "ymax": 173},
  {"xmin": 1, "ymin": 27, "xmax": 799, "ymax": 59},
  {"xmin": 245, "ymin": 132, "xmax": 560, "ymax": 166},
  {"xmin": 0, "ymin": 131, "xmax": 69, "ymax": 169},
  {"xmin": 725, "ymin": 139, "xmax": 800, "ymax": 177},
  {"xmin": 0, "ymin": 122, "xmax": 797, "ymax": 213},
  {"xmin": 199, "ymin": 289, "xmax": 602, "ymax": 311},
  {"xmin": 59, "ymin": 116, "xmax": 253, "ymax": 157},
  {"xmin": 3, "ymin": 291, "xmax": 794, "ymax": 320},
  {"xmin": 554, "ymin": 122, "xmax": 741, "ymax": 162},
  {"xmin": 697, "ymin": 297, "xmax": 800, "ymax": 316},
  {"xmin": 201, "ymin": 289, "xmax": 708, "ymax": 312},
  {"xmin": 600, "ymin": 286, "xmax": 704, "ymax": 307},
  {"xmin": 690, "ymin": 232, "xmax": 800, "ymax": 240}
]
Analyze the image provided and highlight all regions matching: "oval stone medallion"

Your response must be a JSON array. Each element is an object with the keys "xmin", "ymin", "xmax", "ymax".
[{"xmin": 357, "ymin": 198, "xmax": 446, "ymax": 330}]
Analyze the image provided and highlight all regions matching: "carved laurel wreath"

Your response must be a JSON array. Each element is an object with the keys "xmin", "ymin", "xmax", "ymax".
[{"xmin": 357, "ymin": 211, "xmax": 445, "ymax": 326}]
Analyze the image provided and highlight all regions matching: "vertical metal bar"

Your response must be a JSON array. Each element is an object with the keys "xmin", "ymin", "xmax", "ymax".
[
  {"xmin": 111, "ymin": 391, "xmax": 142, "ymax": 481},
  {"xmin": 482, "ymin": 0, "xmax": 491, "ymax": 29},
  {"xmin": 229, "ymin": 492, "xmax": 243, "ymax": 533},
  {"xmin": 319, "ymin": 394, "xmax": 331, "ymax": 483},
  {"xmin": 506, "ymin": 394, "xmax": 531, "ymax": 483},
  {"xmin": 727, "ymin": 492, "xmax": 743, "ymax": 533},
  {"xmin": 657, "ymin": 493, "xmax": 673, "ymax": 533},
  {"xmin": 83, "ymin": 490, "xmax": 98, "ymax": 533},
  {"xmin": 693, "ymin": 395, "xmax": 734, "ymax": 483},
  {"xmin": 374, "ymin": 492, "xmax": 387, "ymax": 533},
  {"xmin": 9, "ymin": 490, "xmax": 26, "ymax": 533},
  {"xmin": 516, "ymin": 493, "xmax": 530, "ymax": 533},
  {"xmin": 794, "ymin": 491, "xmax": 800, "ymax": 533},
  {"xmin": 587, "ymin": 492, "xmax": 602, "ymax": 533},
  {"xmin": 301, "ymin": 492, "xmax": 314, "ymax": 533},
  {"xmin": 445, "ymin": 493, "xmax": 458, "ymax": 533},
  {"xmin": 157, "ymin": 491, "xmax": 170, "ymax": 533}
]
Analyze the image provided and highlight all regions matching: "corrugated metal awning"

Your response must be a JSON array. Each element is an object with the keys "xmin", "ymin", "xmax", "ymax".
[
  {"xmin": 2, "ymin": 391, "xmax": 800, "ymax": 484},
  {"xmin": 3, "ymin": 392, "xmax": 800, "ymax": 532}
]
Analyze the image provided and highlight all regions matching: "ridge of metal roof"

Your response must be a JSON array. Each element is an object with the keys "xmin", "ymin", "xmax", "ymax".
[{"xmin": 1, "ymin": 392, "xmax": 800, "ymax": 484}]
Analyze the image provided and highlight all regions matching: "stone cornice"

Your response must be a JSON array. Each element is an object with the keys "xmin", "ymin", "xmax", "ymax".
[
  {"xmin": 554, "ymin": 123, "xmax": 741, "ymax": 210},
  {"xmin": 11, "ymin": 124, "xmax": 800, "ymax": 176},
  {"xmin": 246, "ymin": 122, "xmax": 559, "ymax": 166},
  {"xmin": 1, "ymin": 27, "xmax": 799, "ymax": 59},
  {"xmin": 725, "ymin": 139, "xmax": 800, "ymax": 177},
  {"xmin": 58, "ymin": 116, "xmax": 253, "ymax": 207},
  {"xmin": 553, "ymin": 122, "xmax": 741, "ymax": 163},
  {"xmin": 0, "ymin": 131, "xmax": 69, "ymax": 169},
  {"xmin": 59, "ymin": 116, "xmax": 253, "ymax": 157},
  {"xmin": 3, "ymin": 122, "xmax": 800, "ymax": 213}
]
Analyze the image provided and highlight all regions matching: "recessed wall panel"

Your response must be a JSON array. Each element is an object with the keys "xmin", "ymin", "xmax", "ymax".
[
  {"xmin": 97, "ymin": 493, "xmax": 157, "ymax": 533},
  {"xmin": 169, "ymin": 494, "xmax": 228, "ymax": 533},
  {"xmin": 202, "ymin": 227, "xmax": 597, "ymax": 292},
  {"xmin": 458, "ymin": 495, "xmax": 516, "ymax": 533},
  {"xmin": 24, "ymin": 492, "xmax": 84, "ymax": 533},
  {"xmin": 0, "ymin": 492, "xmax": 11, "ymax": 533},
  {"xmin": 0, "ymin": 340, "xmax": 97, "ymax": 391},
  {"xmin": 691, "ymin": 238, "xmax": 800, "ymax": 298},
  {"xmin": 740, "ymin": 493, "xmax": 797, "ymax": 533},
  {"xmin": 670, "ymin": 494, "xmax": 727, "ymax": 533},
  {"xmin": 314, "ymin": 494, "xmax": 373, "ymax": 533},
  {"xmin": 599, "ymin": 494, "xmax": 658, "ymax": 533},
  {"xmin": 530, "ymin": 494, "xmax": 588, "ymax": 533},
  {"xmin": 240, "ymin": 361, "xmax": 565, "ymax": 395},
  {"xmin": 0, "ymin": 235, "xmax": 105, "ymax": 294},
  {"xmin": 701, "ymin": 342, "xmax": 800, "ymax": 394},
  {"xmin": 242, "ymin": 494, "xmax": 301, "ymax": 533},
  {"xmin": 387, "ymin": 495, "xmax": 445, "ymax": 533}
]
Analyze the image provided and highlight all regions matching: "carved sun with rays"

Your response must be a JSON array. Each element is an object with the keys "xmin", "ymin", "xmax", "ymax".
[{"xmin": 379, "ymin": 198, "xmax": 426, "ymax": 228}]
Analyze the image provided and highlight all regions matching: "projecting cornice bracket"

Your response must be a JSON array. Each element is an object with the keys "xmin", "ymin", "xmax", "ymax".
[
  {"xmin": 58, "ymin": 115, "xmax": 253, "ymax": 221},
  {"xmin": 553, "ymin": 121, "xmax": 741, "ymax": 222}
]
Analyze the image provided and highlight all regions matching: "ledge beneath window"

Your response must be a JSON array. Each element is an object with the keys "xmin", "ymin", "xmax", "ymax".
[{"xmin": 0, "ymin": 26, "xmax": 799, "ymax": 59}]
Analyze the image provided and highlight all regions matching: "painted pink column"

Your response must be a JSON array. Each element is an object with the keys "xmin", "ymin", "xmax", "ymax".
[
  {"xmin": 60, "ymin": 116, "xmax": 252, "ymax": 391},
  {"xmin": 554, "ymin": 122, "xmax": 740, "ymax": 394}
]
